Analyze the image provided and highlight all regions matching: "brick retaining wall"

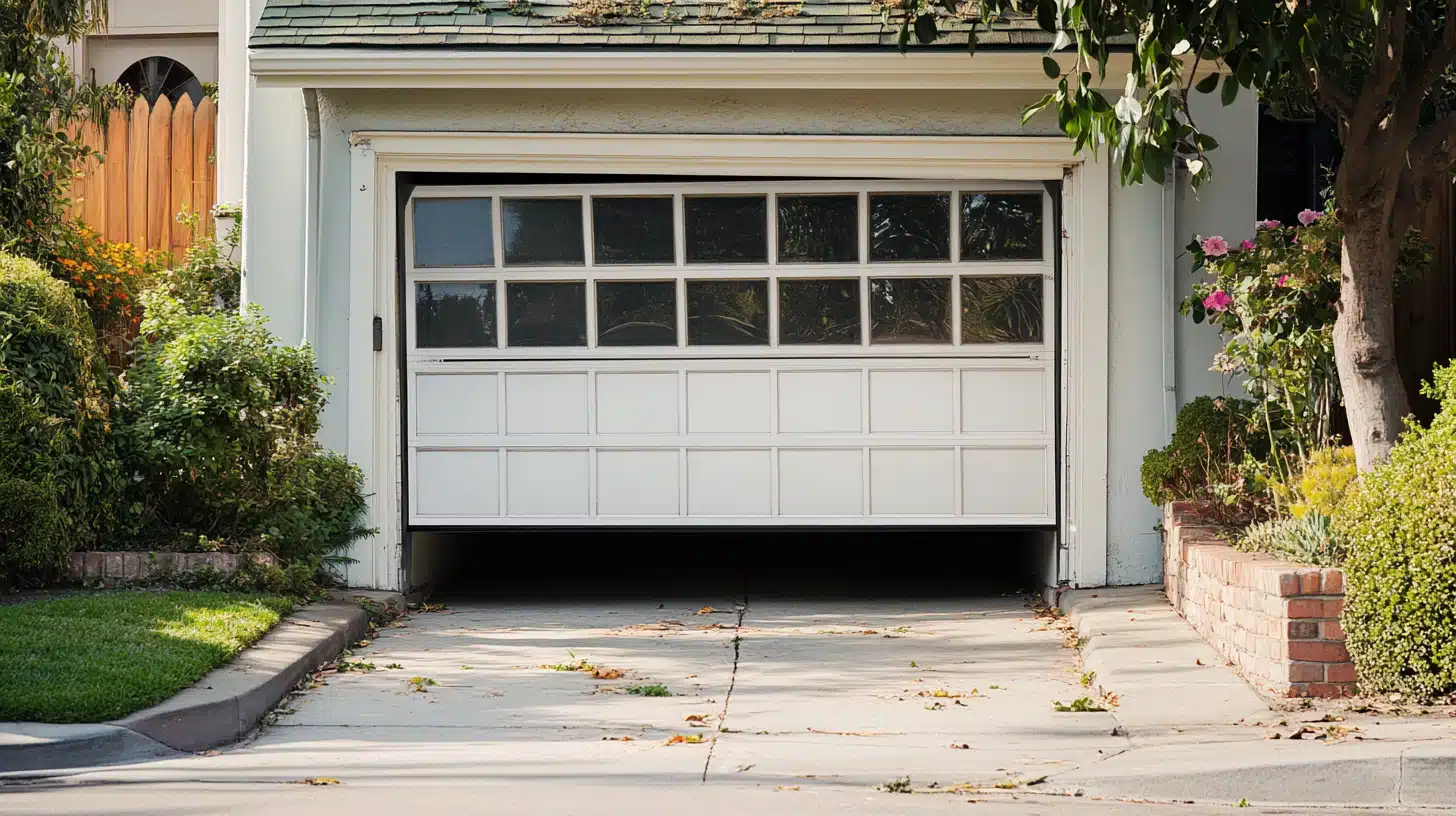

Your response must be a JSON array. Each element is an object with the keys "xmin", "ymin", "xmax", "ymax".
[
  {"xmin": 1163, "ymin": 502, "xmax": 1353, "ymax": 698},
  {"xmin": 70, "ymin": 551, "xmax": 277, "ymax": 586}
]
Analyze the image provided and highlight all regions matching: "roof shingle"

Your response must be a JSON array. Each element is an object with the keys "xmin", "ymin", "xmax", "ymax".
[{"xmin": 250, "ymin": 0, "xmax": 1049, "ymax": 49}]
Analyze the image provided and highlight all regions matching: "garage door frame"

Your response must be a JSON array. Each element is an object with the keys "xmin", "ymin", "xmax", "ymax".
[{"xmin": 344, "ymin": 132, "xmax": 1109, "ymax": 590}]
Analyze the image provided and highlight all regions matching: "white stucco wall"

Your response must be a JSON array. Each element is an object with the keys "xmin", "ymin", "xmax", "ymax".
[{"xmin": 238, "ymin": 82, "xmax": 1254, "ymax": 588}]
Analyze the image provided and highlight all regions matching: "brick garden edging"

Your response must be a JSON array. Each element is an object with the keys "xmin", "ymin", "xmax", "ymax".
[
  {"xmin": 69, "ymin": 551, "xmax": 277, "ymax": 586},
  {"xmin": 1163, "ymin": 501, "xmax": 1353, "ymax": 698}
]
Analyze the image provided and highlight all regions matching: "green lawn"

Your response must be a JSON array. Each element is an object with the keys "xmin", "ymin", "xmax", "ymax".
[{"xmin": 0, "ymin": 591, "xmax": 293, "ymax": 723}]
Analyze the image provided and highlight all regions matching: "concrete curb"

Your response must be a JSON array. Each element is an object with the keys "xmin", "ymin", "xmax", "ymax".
[{"xmin": 1, "ymin": 594, "xmax": 395, "ymax": 776}]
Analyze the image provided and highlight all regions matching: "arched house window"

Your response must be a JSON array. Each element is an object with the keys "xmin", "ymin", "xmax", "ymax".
[{"xmin": 116, "ymin": 56, "xmax": 204, "ymax": 106}]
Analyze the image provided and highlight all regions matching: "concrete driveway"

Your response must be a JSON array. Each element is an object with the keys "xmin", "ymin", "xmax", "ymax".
[{"xmin": 30, "ymin": 594, "xmax": 1127, "ymax": 795}]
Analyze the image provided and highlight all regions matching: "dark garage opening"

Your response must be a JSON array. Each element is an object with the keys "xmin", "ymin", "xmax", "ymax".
[{"xmin": 413, "ymin": 529, "xmax": 1054, "ymax": 602}]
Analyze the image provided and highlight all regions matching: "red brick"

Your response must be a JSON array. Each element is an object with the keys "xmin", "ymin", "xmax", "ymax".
[
  {"xmin": 1278, "ymin": 572, "xmax": 1302, "ymax": 597},
  {"xmin": 1289, "ymin": 641, "xmax": 1350, "ymax": 663},
  {"xmin": 1321, "ymin": 620, "xmax": 1345, "ymax": 641},
  {"xmin": 1308, "ymin": 682, "xmax": 1355, "ymax": 698},
  {"xmin": 1288, "ymin": 662, "xmax": 1325, "ymax": 682},
  {"xmin": 1288, "ymin": 621, "xmax": 1320, "ymax": 640},
  {"xmin": 121, "ymin": 552, "xmax": 140, "ymax": 580},
  {"xmin": 1323, "ymin": 570, "xmax": 1344, "ymax": 595},
  {"xmin": 1299, "ymin": 571, "xmax": 1322, "ymax": 595},
  {"xmin": 84, "ymin": 552, "xmax": 103, "ymax": 580},
  {"xmin": 69, "ymin": 552, "xmax": 85, "ymax": 579},
  {"xmin": 1287, "ymin": 599, "xmax": 1326, "ymax": 619},
  {"xmin": 1325, "ymin": 599, "xmax": 1345, "ymax": 618},
  {"xmin": 103, "ymin": 552, "xmax": 124, "ymax": 580},
  {"xmin": 1325, "ymin": 663, "xmax": 1357, "ymax": 684}
]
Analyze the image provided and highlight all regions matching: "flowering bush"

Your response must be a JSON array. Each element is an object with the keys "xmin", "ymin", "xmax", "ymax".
[
  {"xmin": 1181, "ymin": 212, "xmax": 1344, "ymax": 457},
  {"xmin": 50, "ymin": 222, "xmax": 164, "ymax": 332}
]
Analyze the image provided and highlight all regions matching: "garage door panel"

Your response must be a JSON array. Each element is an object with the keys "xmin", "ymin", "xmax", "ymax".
[
  {"xmin": 415, "ymin": 450, "xmax": 500, "ymax": 517},
  {"xmin": 779, "ymin": 449, "xmax": 863, "ymax": 516},
  {"xmin": 777, "ymin": 371, "xmax": 862, "ymax": 434},
  {"xmin": 961, "ymin": 369, "xmax": 1047, "ymax": 435},
  {"xmin": 407, "ymin": 180, "xmax": 1056, "ymax": 527},
  {"xmin": 869, "ymin": 448, "xmax": 956, "ymax": 515},
  {"xmin": 596, "ymin": 372, "xmax": 678, "ymax": 434},
  {"xmin": 415, "ymin": 374, "xmax": 499, "ymax": 436},
  {"xmin": 962, "ymin": 447, "xmax": 1050, "ymax": 517},
  {"xmin": 687, "ymin": 449, "xmax": 772, "ymax": 516},
  {"xmin": 507, "ymin": 450, "xmax": 589, "ymax": 516},
  {"xmin": 687, "ymin": 372, "xmax": 772, "ymax": 434},
  {"xmin": 869, "ymin": 370, "xmax": 955, "ymax": 433},
  {"xmin": 505, "ymin": 373, "xmax": 588, "ymax": 435},
  {"xmin": 597, "ymin": 450, "xmax": 680, "ymax": 516}
]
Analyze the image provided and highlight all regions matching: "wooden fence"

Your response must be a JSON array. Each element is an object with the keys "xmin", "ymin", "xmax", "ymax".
[{"xmin": 67, "ymin": 95, "xmax": 217, "ymax": 258}]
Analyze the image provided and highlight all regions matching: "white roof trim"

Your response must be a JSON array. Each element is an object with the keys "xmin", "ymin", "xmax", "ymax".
[
  {"xmin": 348, "ymin": 131, "xmax": 1081, "ymax": 180},
  {"xmin": 250, "ymin": 49, "xmax": 1134, "ymax": 90}
]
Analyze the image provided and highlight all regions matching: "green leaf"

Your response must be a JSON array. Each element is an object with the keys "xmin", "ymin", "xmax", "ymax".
[
  {"xmin": 913, "ymin": 14, "xmax": 939, "ymax": 45},
  {"xmin": 1036, "ymin": 0, "xmax": 1056, "ymax": 31},
  {"xmin": 1042, "ymin": 56, "xmax": 1061, "ymax": 78},
  {"xmin": 1221, "ymin": 74, "xmax": 1239, "ymax": 106},
  {"xmin": 1194, "ymin": 132, "xmax": 1220, "ymax": 151},
  {"xmin": 1195, "ymin": 72, "xmax": 1220, "ymax": 94}
]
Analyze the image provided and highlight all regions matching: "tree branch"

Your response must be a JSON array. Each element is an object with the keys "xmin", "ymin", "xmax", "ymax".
[
  {"xmin": 1351, "ymin": 0, "xmax": 1409, "ymax": 138},
  {"xmin": 1311, "ymin": 64, "xmax": 1357, "ymax": 124},
  {"xmin": 1392, "ymin": 0, "xmax": 1456, "ymax": 134}
]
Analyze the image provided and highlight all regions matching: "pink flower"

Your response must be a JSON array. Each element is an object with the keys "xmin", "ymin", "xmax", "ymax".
[
  {"xmin": 1201, "ymin": 236, "xmax": 1230, "ymax": 257},
  {"xmin": 1297, "ymin": 209, "xmax": 1321, "ymax": 226},
  {"xmin": 1276, "ymin": 275, "xmax": 1290, "ymax": 287},
  {"xmin": 1256, "ymin": 219, "xmax": 1281, "ymax": 230},
  {"xmin": 1239, "ymin": 239, "xmax": 1255, "ymax": 250},
  {"xmin": 1203, "ymin": 290, "xmax": 1233, "ymax": 312}
]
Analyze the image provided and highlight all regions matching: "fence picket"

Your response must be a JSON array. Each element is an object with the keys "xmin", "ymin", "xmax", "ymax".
[
  {"xmin": 126, "ymin": 96, "xmax": 150, "ymax": 248},
  {"xmin": 104, "ymin": 113, "xmax": 128, "ymax": 242},
  {"xmin": 170, "ymin": 95, "xmax": 195, "ymax": 258},
  {"xmin": 193, "ymin": 97, "xmax": 216, "ymax": 238},
  {"xmin": 145, "ymin": 96, "xmax": 173, "ymax": 253}
]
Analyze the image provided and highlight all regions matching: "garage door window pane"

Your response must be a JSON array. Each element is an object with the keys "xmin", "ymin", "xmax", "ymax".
[
  {"xmin": 413, "ymin": 198, "xmax": 493, "ymax": 267},
  {"xmin": 593, "ymin": 197, "xmax": 675, "ymax": 265},
  {"xmin": 870, "ymin": 277, "xmax": 951, "ymax": 344},
  {"xmin": 685, "ymin": 196, "xmax": 767, "ymax": 264},
  {"xmin": 507, "ymin": 282, "xmax": 587, "ymax": 346},
  {"xmin": 961, "ymin": 193, "xmax": 1043, "ymax": 260},
  {"xmin": 779, "ymin": 279, "xmax": 861, "ymax": 345},
  {"xmin": 597, "ymin": 281, "xmax": 677, "ymax": 346},
  {"xmin": 961, "ymin": 275, "xmax": 1043, "ymax": 343},
  {"xmin": 778, "ymin": 195, "xmax": 858, "ymax": 263},
  {"xmin": 870, "ymin": 193, "xmax": 950, "ymax": 262},
  {"xmin": 416, "ymin": 282, "xmax": 496, "ymax": 348},
  {"xmin": 686, "ymin": 280, "xmax": 769, "ymax": 345},
  {"xmin": 503, "ymin": 198, "xmax": 585, "ymax": 266}
]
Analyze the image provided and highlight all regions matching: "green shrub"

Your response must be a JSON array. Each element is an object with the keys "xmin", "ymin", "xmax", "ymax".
[
  {"xmin": 1141, "ymin": 396, "xmax": 1270, "ymax": 508},
  {"xmin": 120, "ymin": 290, "xmax": 370, "ymax": 573},
  {"xmin": 1335, "ymin": 361, "xmax": 1456, "ymax": 701},
  {"xmin": 1289, "ymin": 446, "xmax": 1358, "ymax": 518},
  {"xmin": 0, "ymin": 475, "xmax": 64, "ymax": 575},
  {"xmin": 1238, "ymin": 511, "xmax": 1342, "ymax": 567},
  {"xmin": 0, "ymin": 253, "xmax": 125, "ymax": 563}
]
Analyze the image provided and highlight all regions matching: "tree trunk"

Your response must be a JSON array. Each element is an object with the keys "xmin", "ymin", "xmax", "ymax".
[{"xmin": 1335, "ymin": 220, "xmax": 1411, "ymax": 471}]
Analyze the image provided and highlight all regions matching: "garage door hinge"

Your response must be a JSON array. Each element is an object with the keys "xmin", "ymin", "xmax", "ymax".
[{"xmin": 372, "ymin": 316, "xmax": 383, "ymax": 352}]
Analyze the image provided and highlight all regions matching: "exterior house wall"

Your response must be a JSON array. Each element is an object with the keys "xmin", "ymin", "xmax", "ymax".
[{"xmin": 238, "ymin": 83, "xmax": 1252, "ymax": 588}]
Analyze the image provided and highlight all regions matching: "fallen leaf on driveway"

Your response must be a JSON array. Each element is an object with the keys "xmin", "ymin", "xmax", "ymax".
[
  {"xmin": 684, "ymin": 713, "xmax": 712, "ymax": 724},
  {"xmin": 696, "ymin": 606, "xmax": 716, "ymax": 615},
  {"xmin": 926, "ymin": 701, "xmax": 946, "ymax": 710},
  {"xmin": 591, "ymin": 668, "xmax": 624, "ymax": 680},
  {"xmin": 665, "ymin": 734, "xmax": 707, "ymax": 745},
  {"xmin": 602, "ymin": 736, "xmax": 635, "ymax": 741},
  {"xmin": 296, "ymin": 778, "xmax": 341, "ymax": 786},
  {"xmin": 774, "ymin": 785, "xmax": 801, "ymax": 792},
  {"xmin": 951, "ymin": 743, "xmax": 970, "ymax": 750}
]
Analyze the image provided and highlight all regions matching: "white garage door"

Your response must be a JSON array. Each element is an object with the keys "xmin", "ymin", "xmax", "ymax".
[{"xmin": 405, "ymin": 180, "xmax": 1055, "ymax": 526}]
